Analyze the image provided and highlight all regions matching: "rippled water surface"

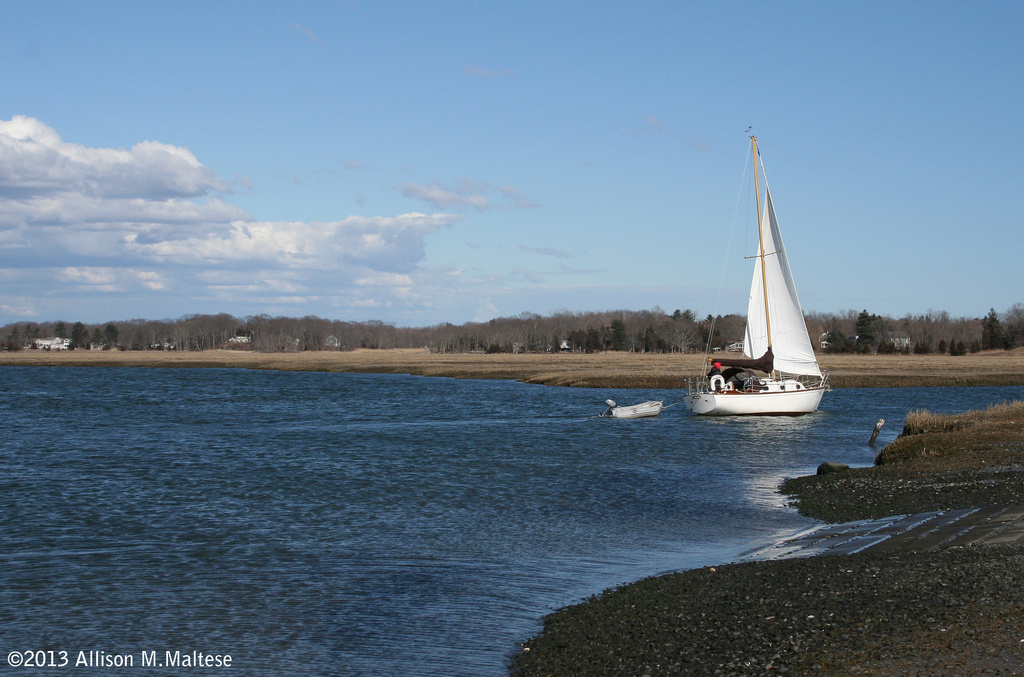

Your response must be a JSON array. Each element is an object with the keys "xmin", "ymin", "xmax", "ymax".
[{"xmin": 2, "ymin": 366, "xmax": 1021, "ymax": 675}]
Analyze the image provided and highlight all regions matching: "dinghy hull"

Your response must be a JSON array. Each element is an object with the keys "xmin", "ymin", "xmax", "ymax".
[{"xmin": 608, "ymin": 401, "xmax": 664, "ymax": 419}]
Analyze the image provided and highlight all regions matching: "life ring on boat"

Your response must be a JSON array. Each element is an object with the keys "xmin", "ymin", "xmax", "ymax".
[{"xmin": 709, "ymin": 374, "xmax": 726, "ymax": 392}]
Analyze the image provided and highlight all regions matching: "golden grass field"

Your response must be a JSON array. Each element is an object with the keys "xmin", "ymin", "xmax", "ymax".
[{"xmin": 3, "ymin": 347, "xmax": 1023, "ymax": 389}]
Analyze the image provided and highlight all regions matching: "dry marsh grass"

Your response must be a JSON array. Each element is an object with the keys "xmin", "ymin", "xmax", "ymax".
[
  {"xmin": 2, "ymin": 349, "xmax": 1023, "ymax": 389},
  {"xmin": 876, "ymin": 400, "xmax": 1024, "ymax": 466},
  {"xmin": 817, "ymin": 351, "xmax": 1024, "ymax": 388}
]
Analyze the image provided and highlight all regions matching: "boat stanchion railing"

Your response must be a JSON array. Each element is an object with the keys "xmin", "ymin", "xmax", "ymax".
[{"xmin": 688, "ymin": 377, "xmax": 710, "ymax": 395}]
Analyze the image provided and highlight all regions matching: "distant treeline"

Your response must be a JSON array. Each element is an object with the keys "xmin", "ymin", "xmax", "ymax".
[{"xmin": 3, "ymin": 304, "xmax": 1024, "ymax": 355}]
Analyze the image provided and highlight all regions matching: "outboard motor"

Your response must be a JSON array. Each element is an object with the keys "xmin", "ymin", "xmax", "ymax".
[{"xmin": 600, "ymin": 399, "xmax": 617, "ymax": 417}]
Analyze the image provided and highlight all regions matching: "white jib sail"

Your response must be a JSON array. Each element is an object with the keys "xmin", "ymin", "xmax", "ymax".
[{"xmin": 744, "ymin": 185, "xmax": 821, "ymax": 378}]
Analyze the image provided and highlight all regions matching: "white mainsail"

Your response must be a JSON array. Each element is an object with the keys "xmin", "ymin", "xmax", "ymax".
[{"xmin": 744, "ymin": 184, "xmax": 821, "ymax": 378}]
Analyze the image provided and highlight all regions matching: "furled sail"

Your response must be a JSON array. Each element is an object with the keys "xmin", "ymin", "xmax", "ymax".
[
  {"xmin": 713, "ymin": 346, "xmax": 773, "ymax": 374},
  {"xmin": 744, "ymin": 185, "xmax": 821, "ymax": 378}
]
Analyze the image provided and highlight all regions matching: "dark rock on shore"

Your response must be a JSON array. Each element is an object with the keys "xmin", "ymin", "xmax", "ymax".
[
  {"xmin": 815, "ymin": 461, "xmax": 849, "ymax": 475},
  {"xmin": 510, "ymin": 544, "xmax": 1024, "ymax": 676}
]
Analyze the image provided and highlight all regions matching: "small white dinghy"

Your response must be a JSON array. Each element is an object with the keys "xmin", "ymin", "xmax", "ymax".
[{"xmin": 600, "ymin": 399, "xmax": 664, "ymax": 419}]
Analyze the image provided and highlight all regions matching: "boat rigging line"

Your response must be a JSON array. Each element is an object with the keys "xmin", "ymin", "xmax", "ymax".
[{"xmin": 699, "ymin": 139, "xmax": 753, "ymax": 369}]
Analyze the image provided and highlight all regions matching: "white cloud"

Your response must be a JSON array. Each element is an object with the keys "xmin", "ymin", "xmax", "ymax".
[
  {"xmin": 208, "ymin": 270, "xmax": 306, "ymax": 295},
  {"xmin": 0, "ymin": 116, "xmax": 472, "ymax": 323},
  {"xmin": 56, "ymin": 266, "xmax": 169, "ymax": 293},
  {"xmin": 398, "ymin": 182, "xmax": 489, "ymax": 211},
  {"xmin": 520, "ymin": 244, "xmax": 571, "ymax": 259},
  {"xmin": 123, "ymin": 212, "xmax": 460, "ymax": 273},
  {"xmin": 457, "ymin": 178, "xmax": 537, "ymax": 209},
  {"xmin": 59, "ymin": 266, "xmax": 119, "ymax": 287},
  {"xmin": 398, "ymin": 179, "xmax": 537, "ymax": 211},
  {"xmin": 0, "ymin": 299, "xmax": 37, "ymax": 317},
  {"xmin": 354, "ymin": 272, "xmax": 414, "ymax": 287},
  {"xmin": 0, "ymin": 194, "xmax": 249, "ymax": 231},
  {"xmin": 0, "ymin": 115, "xmax": 231, "ymax": 199},
  {"xmin": 134, "ymin": 270, "xmax": 167, "ymax": 290},
  {"xmin": 473, "ymin": 297, "xmax": 499, "ymax": 322}
]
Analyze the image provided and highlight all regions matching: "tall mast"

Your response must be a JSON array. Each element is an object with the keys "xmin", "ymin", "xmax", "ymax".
[{"xmin": 751, "ymin": 136, "xmax": 773, "ymax": 353}]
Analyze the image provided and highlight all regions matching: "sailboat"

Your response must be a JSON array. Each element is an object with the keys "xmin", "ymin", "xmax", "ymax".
[{"xmin": 684, "ymin": 137, "xmax": 829, "ymax": 416}]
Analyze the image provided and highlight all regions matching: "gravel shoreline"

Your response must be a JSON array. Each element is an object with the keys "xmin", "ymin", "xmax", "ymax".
[
  {"xmin": 511, "ymin": 410, "xmax": 1024, "ymax": 676},
  {"xmin": 510, "ymin": 545, "xmax": 1024, "ymax": 676}
]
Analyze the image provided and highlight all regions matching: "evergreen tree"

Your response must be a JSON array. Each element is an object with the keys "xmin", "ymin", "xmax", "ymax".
[
  {"xmin": 672, "ymin": 309, "xmax": 696, "ymax": 322},
  {"xmin": 104, "ymin": 323, "xmax": 119, "ymax": 347},
  {"xmin": 876, "ymin": 339, "xmax": 896, "ymax": 354},
  {"xmin": 697, "ymin": 315, "xmax": 723, "ymax": 351},
  {"xmin": 854, "ymin": 310, "xmax": 879, "ymax": 350},
  {"xmin": 5, "ymin": 325, "xmax": 22, "ymax": 351},
  {"xmin": 824, "ymin": 327, "xmax": 850, "ymax": 353},
  {"xmin": 981, "ymin": 309, "xmax": 1005, "ymax": 350},
  {"xmin": 71, "ymin": 322, "xmax": 89, "ymax": 349},
  {"xmin": 851, "ymin": 309, "xmax": 892, "ymax": 350},
  {"xmin": 609, "ymin": 319, "xmax": 627, "ymax": 351}
]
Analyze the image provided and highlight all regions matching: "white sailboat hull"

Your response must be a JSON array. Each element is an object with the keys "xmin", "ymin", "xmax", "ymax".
[{"xmin": 683, "ymin": 385, "xmax": 825, "ymax": 416}]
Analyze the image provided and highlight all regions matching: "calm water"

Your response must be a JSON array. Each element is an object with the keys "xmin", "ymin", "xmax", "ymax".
[{"xmin": 2, "ymin": 366, "xmax": 1021, "ymax": 676}]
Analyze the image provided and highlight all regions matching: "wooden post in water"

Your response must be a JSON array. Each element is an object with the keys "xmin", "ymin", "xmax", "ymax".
[{"xmin": 868, "ymin": 418, "xmax": 885, "ymax": 446}]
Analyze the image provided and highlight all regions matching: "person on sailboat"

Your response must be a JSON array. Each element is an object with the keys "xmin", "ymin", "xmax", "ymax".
[{"xmin": 708, "ymin": 361, "xmax": 725, "ymax": 392}]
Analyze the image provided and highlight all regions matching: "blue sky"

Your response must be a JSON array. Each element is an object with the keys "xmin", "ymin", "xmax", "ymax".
[{"xmin": 2, "ymin": 1, "xmax": 1022, "ymax": 327}]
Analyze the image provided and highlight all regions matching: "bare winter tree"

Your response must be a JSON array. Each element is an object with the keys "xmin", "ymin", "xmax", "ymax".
[
  {"xmin": 1004, "ymin": 303, "xmax": 1024, "ymax": 349},
  {"xmin": 4, "ymin": 302, "xmax": 1022, "ymax": 355}
]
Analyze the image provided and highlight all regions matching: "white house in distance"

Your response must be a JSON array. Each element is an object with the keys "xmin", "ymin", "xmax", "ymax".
[{"xmin": 34, "ymin": 338, "xmax": 71, "ymax": 350}]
